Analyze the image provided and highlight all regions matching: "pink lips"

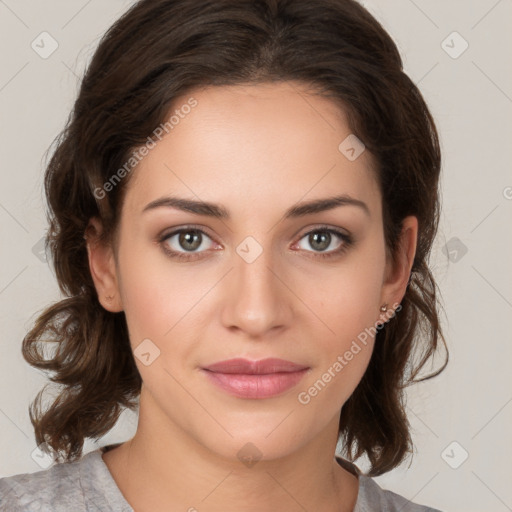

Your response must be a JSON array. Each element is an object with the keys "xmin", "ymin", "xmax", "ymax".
[{"xmin": 201, "ymin": 358, "xmax": 310, "ymax": 399}]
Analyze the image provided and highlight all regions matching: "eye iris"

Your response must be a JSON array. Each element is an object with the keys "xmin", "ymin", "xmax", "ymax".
[
  {"xmin": 310, "ymin": 231, "xmax": 331, "ymax": 251},
  {"xmin": 179, "ymin": 230, "xmax": 202, "ymax": 251}
]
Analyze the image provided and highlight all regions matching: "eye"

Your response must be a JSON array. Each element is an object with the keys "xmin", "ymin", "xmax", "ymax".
[
  {"xmin": 158, "ymin": 225, "xmax": 354, "ymax": 262},
  {"xmin": 294, "ymin": 226, "xmax": 353, "ymax": 259},
  {"xmin": 159, "ymin": 226, "xmax": 217, "ymax": 261}
]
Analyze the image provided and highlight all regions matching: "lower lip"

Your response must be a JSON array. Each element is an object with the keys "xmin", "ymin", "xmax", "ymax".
[{"xmin": 202, "ymin": 369, "xmax": 309, "ymax": 399}]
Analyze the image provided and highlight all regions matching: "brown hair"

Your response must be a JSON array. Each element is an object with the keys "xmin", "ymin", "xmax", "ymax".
[{"xmin": 23, "ymin": 0, "xmax": 448, "ymax": 476}]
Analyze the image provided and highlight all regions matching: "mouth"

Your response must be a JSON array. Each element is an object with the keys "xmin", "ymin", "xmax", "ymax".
[{"xmin": 201, "ymin": 358, "xmax": 310, "ymax": 399}]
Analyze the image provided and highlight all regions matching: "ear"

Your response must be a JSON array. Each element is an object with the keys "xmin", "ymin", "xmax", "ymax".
[
  {"xmin": 378, "ymin": 215, "xmax": 418, "ymax": 323},
  {"xmin": 84, "ymin": 216, "xmax": 123, "ymax": 312}
]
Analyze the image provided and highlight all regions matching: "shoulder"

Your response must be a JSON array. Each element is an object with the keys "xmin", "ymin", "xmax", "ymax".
[
  {"xmin": 356, "ymin": 475, "xmax": 443, "ymax": 512},
  {"xmin": 0, "ymin": 448, "xmax": 118, "ymax": 512},
  {"xmin": 0, "ymin": 454, "xmax": 84, "ymax": 511},
  {"xmin": 335, "ymin": 456, "xmax": 442, "ymax": 512}
]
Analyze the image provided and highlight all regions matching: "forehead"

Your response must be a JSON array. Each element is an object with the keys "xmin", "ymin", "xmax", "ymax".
[{"xmin": 123, "ymin": 81, "xmax": 381, "ymax": 218}]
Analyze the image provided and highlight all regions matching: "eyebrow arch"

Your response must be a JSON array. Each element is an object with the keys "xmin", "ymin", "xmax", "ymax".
[{"xmin": 142, "ymin": 194, "xmax": 370, "ymax": 219}]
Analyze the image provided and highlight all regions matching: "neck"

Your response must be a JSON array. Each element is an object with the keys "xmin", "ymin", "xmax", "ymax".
[{"xmin": 102, "ymin": 390, "xmax": 360, "ymax": 512}]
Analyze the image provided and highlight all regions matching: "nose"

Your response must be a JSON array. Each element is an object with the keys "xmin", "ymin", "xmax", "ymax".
[{"xmin": 219, "ymin": 242, "xmax": 293, "ymax": 338}]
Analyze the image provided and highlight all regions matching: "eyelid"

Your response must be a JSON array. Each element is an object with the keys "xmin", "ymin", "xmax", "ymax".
[
  {"xmin": 158, "ymin": 223, "xmax": 218, "ymax": 242},
  {"xmin": 296, "ymin": 223, "xmax": 351, "ymax": 238},
  {"xmin": 158, "ymin": 223, "xmax": 350, "ymax": 244}
]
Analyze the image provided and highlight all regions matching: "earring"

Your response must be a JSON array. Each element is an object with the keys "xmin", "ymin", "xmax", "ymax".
[
  {"xmin": 380, "ymin": 304, "xmax": 388, "ymax": 312},
  {"xmin": 105, "ymin": 295, "xmax": 115, "ymax": 301}
]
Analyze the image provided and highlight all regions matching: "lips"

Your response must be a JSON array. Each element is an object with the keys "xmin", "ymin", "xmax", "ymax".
[
  {"xmin": 203, "ymin": 357, "xmax": 309, "ymax": 374},
  {"xmin": 201, "ymin": 358, "xmax": 310, "ymax": 399}
]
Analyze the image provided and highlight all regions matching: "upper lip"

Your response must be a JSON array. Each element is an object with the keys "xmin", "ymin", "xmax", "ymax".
[{"xmin": 202, "ymin": 358, "xmax": 309, "ymax": 374}]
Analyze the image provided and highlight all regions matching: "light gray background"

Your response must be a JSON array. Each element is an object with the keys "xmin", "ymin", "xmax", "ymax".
[{"xmin": 1, "ymin": 1, "xmax": 511, "ymax": 511}]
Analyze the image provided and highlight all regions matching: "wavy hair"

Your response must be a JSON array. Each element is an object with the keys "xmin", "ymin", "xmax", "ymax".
[{"xmin": 22, "ymin": 0, "xmax": 448, "ymax": 475}]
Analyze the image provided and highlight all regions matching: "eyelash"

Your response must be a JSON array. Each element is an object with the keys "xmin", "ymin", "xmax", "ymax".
[{"xmin": 157, "ymin": 224, "xmax": 354, "ymax": 262}]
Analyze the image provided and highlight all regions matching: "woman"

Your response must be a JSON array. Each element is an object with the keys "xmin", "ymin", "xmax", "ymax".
[{"xmin": 0, "ymin": 0, "xmax": 448, "ymax": 510}]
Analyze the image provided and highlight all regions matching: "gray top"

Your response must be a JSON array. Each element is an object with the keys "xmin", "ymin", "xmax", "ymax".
[{"xmin": 0, "ymin": 444, "xmax": 442, "ymax": 511}]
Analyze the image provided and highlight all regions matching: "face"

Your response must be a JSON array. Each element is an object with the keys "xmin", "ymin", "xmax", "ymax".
[{"xmin": 90, "ymin": 81, "xmax": 414, "ymax": 463}]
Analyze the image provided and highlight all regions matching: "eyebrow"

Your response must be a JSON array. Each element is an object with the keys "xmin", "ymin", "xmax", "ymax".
[{"xmin": 142, "ymin": 194, "xmax": 370, "ymax": 219}]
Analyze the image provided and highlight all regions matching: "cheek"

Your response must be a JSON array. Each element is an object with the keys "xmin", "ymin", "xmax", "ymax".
[
  {"xmin": 298, "ymin": 288, "xmax": 377, "ymax": 414},
  {"xmin": 117, "ymin": 251, "xmax": 222, "ymax": 395},
  {"xmin": 299, "ymin": 240, "xmax": 385, "ymax": 391},
  {"xmin": 117, "ymin": 239, "xmax": 207, "ymax": 341},
  {"xmin": 296, "ymin": 328, "xmax": 375, "ymax": 425},
  {"xmin": 310, "ymin": 261, "xmax": 384, "ymax": 339}
]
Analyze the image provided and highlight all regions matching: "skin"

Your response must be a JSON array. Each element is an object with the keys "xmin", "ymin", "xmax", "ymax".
[{"xmin": 86, "ymin": 81, "xmax": 417, "ymax": 512}]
